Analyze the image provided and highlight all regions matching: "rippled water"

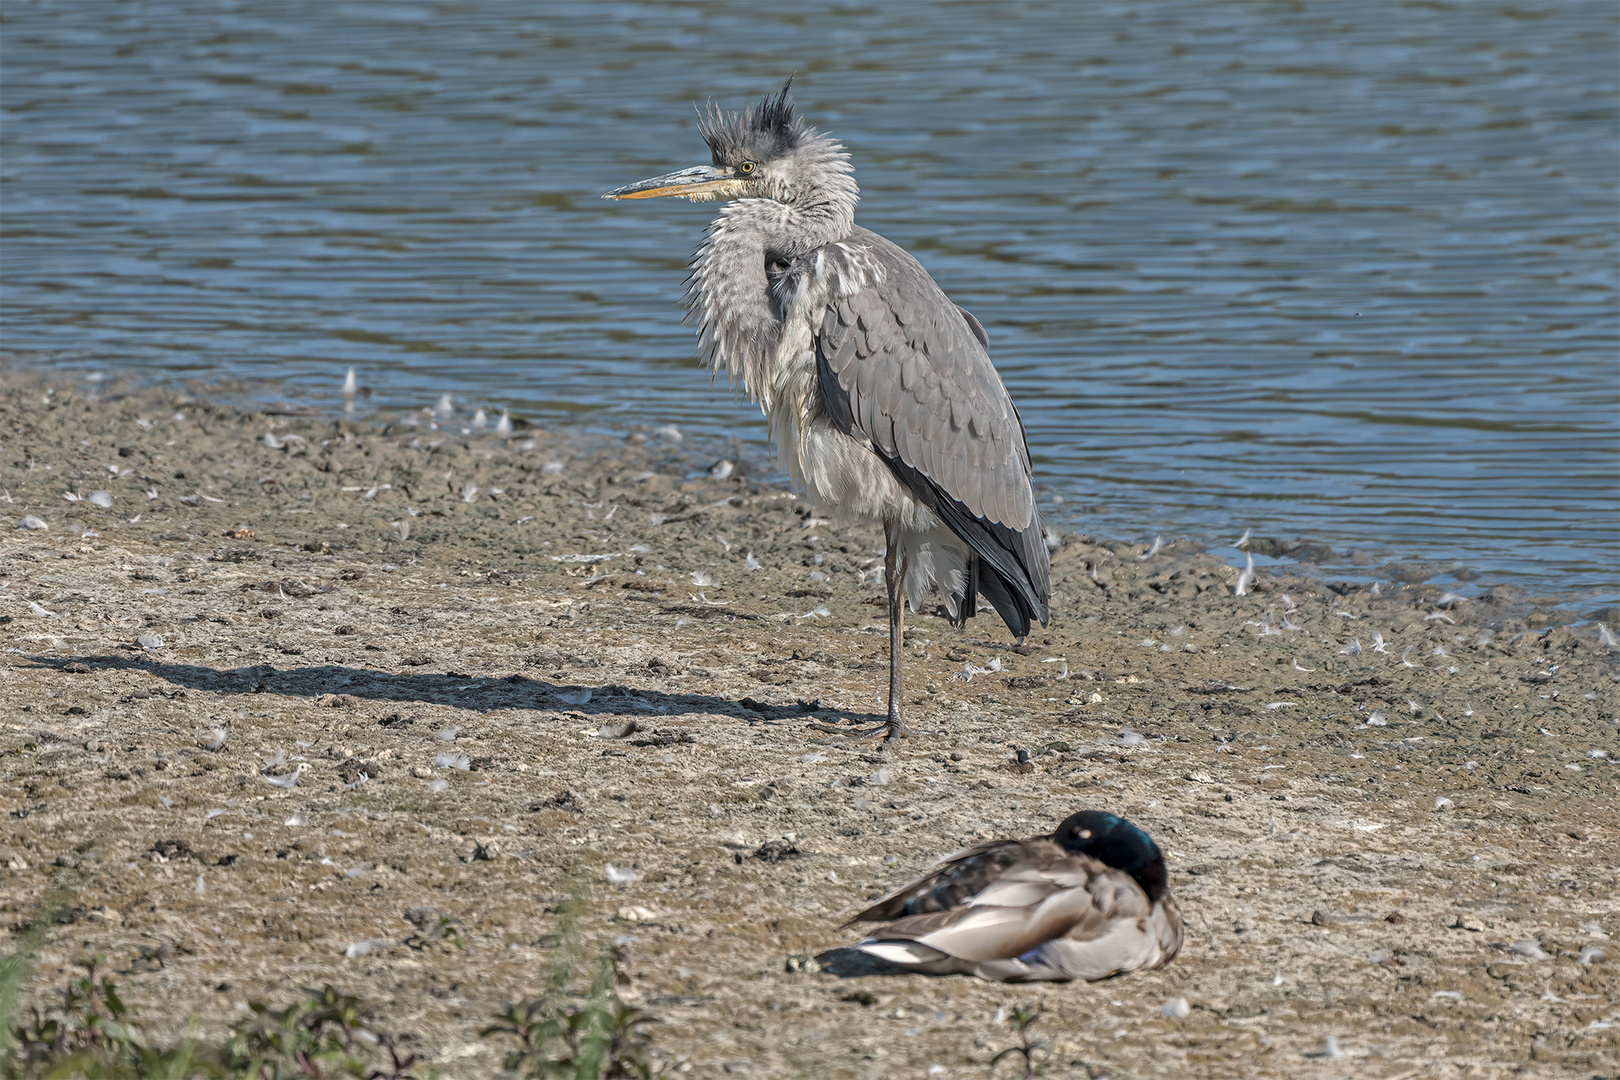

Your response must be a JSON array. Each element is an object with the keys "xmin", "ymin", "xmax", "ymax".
[{"xmin": 3, "ymin": 1, "xmax": 1615, "ymax": 601}]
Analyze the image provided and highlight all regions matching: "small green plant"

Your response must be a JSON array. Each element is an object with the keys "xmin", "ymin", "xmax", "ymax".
[
  {"xmin": 215, "ymin": 984, "xmax": 423, "ymax": 1079},
  {"xmin": 482, "ymin": 883, "xmax": 661, "ymax": 1079},
  {"xmin": 989, "ymin": 1006, "xmax": 1045, "ymax": 1079},
  {"xmin": 2, "ymin": 956, "xmax": 201, "ymax": 1080}
]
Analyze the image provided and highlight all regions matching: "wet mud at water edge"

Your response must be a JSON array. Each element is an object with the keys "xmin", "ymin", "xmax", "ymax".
[{"xmin": 1, "ymin": 370, "xmax": 1616, "ymax": 1078}]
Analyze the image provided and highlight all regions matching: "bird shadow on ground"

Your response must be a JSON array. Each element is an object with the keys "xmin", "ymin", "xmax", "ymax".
[{"xmin": 25, "ymin": 653, "xmax": 886, "ymax": 731}]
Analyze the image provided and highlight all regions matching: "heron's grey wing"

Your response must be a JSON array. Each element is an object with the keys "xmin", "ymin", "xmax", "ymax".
[{"xmin": 815, "ymin": 228, "xmax": 1050, "ymax": 636}]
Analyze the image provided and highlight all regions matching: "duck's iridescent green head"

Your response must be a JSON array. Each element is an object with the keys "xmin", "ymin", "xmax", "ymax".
[{"xmin": 1054, "ymin": 811, "xmax": 1170, "ymax": 900}]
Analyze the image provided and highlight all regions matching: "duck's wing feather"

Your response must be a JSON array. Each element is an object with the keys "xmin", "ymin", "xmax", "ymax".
[{"xmin": 847, "ymin": 838, "xmax": 1064, "ymax": 923}]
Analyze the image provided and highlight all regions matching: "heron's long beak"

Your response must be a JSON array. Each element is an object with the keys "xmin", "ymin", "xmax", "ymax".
[{"xmin": 602, "ymin": 165, "xmax": 735, "ymax": 201}]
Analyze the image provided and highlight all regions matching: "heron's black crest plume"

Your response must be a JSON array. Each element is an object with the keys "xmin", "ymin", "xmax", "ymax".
[{"xmin": 699, "ymin": 78, "xmax": 805, "ymax": 165}]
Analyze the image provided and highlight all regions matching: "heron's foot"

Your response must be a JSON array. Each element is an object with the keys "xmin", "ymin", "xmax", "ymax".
[{"xmin": 808, "ymin": 718, "xmax": 921, "ymax": 745}]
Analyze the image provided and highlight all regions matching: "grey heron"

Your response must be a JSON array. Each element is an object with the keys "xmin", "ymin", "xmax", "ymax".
[{"xmin": 604, "ymin": 82, "xmax": 1050, "ymax": 742}]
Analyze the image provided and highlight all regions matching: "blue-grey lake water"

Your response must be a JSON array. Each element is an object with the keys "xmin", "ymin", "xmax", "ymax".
[{"xmin": 2, "ymin": 1, "xmax": 1615, "ymax": 603}]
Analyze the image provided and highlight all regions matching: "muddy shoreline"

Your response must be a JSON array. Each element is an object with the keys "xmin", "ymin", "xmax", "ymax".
[{"xmin": 2, "ymin": 369, "xmax": 1615, "ymax": 1077}]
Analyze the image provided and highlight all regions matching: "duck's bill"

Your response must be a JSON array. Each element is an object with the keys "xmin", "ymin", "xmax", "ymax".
[{"xmin": 602, "ymin": 165, "xmax": 735, "ymax": 201}]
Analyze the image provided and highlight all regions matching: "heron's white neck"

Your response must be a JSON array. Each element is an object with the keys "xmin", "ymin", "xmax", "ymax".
[{"xmin": 684, "ymin": 189, "xmax": 856, "ymax": 404}]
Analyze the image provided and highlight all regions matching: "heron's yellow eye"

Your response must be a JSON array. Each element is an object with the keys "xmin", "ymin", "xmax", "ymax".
[{"xmin": 739, "ymin": 160, "xmax": 755, "ymax": 174}]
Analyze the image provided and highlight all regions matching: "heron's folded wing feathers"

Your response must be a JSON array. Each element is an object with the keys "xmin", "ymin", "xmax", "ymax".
[{"xmin": 814, "ymin": 227, "xmax": 1051, "ymax": 633}]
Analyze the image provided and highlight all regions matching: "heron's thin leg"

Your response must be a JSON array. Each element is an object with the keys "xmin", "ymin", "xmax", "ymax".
[
  {"xmin": 811, "ymin": 521, "xmax": 919, "ymax": 744},
  {"xmin": 882, "ymin": 522, "xmax": 915, "ymax": 741}
]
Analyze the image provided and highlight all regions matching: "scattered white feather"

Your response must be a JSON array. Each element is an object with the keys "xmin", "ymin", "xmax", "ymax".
[
  {"xmin": 1434, "ymin": 797, "xmax": 1454, "ymax": 810},
  {"xmin": 1292, "ymin": 657, "xmax": 1316, "ymax": 672},
  {"xmin": 1401, "ymin": 646, "xmax": 1417, "ymax": 668},
  {"xmin": 344, "ymin": 938, "xmax": 391, "ymax": 958},
  {"xmin": 1363, "ymin": 711, "xmax": 1386, "ymax": 726},
  {"xmin": 194, "ymin": 875, "xmax": 206, "ymax": 895},
  {"xmin": 206, "ymin": 728, "xmax": 227, "ymax": 751},
  {"xmin": 1370, "ymin": 632, "xmax": 1388, "ymax": 653},
  {"xmin": 262, "ymin": 766, "xmax": 302, "ymax": 788},
  {"xmin": 605, "ymin": 863, "xmax": 640, "ymax": 884},
  {"xmin": 433, "ymin": 393, "xmax": 454, "ymax": 418},
  {"xmin": 691, "ymin": 570, "xmax": 720, "ymax": 587},
  {"xmin": 342, "ymin": 367, "xmax": 357, "ymax": 395},
  {"xmin": 471, "ymin": 408, "xmax": 488, "ymax": 431},
  {"xmin": 28, "ymin": 600, "xmax": 56, "ymax": 617},
  {"xmin": 1137, "ymin": 535, "xmax": 1163, "ymax": 561},
  {"xmin": 1234, "ymin": 552, "xmax": 1254, "ymax": 596},
  {"xmin": 1235, "ymin": 528, "xmax": 1251, "ymax": 549},
  {"xmin": 1579, "ymin": 946, "xmax": 1606, "ymax": 964},
  {"xmin": 1598, "ymin": 624, "xmax": 1619, "ymax": 648},
  {"xmin": 1340, "ymin": 639, "xmax": 1361, "ymax": 656},
  {"xmin": 1311, "ymin": 1035, "xmax": 1343, "ymax": 1060},
  {"xmin": 1118, "ymin": 729, "xmax": 1147, "ymax": 747},
  {"xmin": 435, "ymin": 725, "xmax": 460, "ymax": 741},
  {"xmin": 1160, "ymin": 996, "xmax": 1190, "ymax": 1020},
  {"xmin": 428, "ymin": 779, "xmax": 449, "ymax": 792},
  {"xmin": 744, "ymin": 551, "xmax": 761, "ymax": 571},
  {"xmin": 495, "ymin": 410, "xmax": 513, "ymax": 436},
  {"xmin": 138, "ymin": 631, "xmax": 164, "ymax": 650},
  {"xmin": 869, "ymin": 768, "xmax": 890, "ymax": 786},
  {"xmin": 652, "ymin": 424, "xmax": 682, "ymax": 443},
  {"xmin": 434, "ymin": 753, "xmax": 471, "ymax": 771},
  {"xmin": 17, "ymin": 515, "xmax": 47, "ymax": 531},
  {"xmin": 87, "ymin": 490, "xmax": 113, "ymax": 509},
  {"xmin": 285, "ymin": 811, "xmax": 307, "ymax": 826},
  {"xmin": 460, "ymin": 481, "xmax": 478, "ymax": 504}
]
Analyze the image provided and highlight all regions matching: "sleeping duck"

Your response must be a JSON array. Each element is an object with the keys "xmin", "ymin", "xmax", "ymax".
[{"xmin": 845, "ymin": 810, "xmax": 1183, "ymax": 982}]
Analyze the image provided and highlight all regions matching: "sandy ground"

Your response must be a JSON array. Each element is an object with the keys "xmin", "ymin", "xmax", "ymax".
[{"xmin": 1, "ymin": 368, "xmax": 1616, "ymax": 1079}]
